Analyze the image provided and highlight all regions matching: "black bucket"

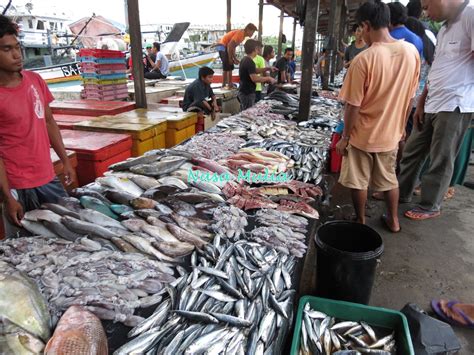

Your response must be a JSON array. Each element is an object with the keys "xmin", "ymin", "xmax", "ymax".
[{"xmin": 314, "ymin": 221, "xmax": 384, "ymax": 304}]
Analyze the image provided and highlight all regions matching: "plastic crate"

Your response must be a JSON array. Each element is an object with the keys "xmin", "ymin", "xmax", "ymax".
[
  {"xmin": 82, "ymin": 78, "xmax": 127, "ymax": 85},
  {"xmin": 80, "ymin": 57, "xmax": 127, "ymax": 65},
  {"xmin": 290, "ymin": 296, "xmax": 414, "ymax": 355},
  {"xmin": 60, "ymin": 130, "xmax": 132, "ymax": 185},
  {"xmin": 78, "ymin": 49, "xmax": 124, "ymax": 58},
  {"xmin": 50, "ymin": 100, "xmax": 136, "ymax": 116},
  {"xmin": 81, "ymin": 72, "xmax": 127, "ymax": 80},
  {"xmin": 80, "ymin": 63, "xmax": 126, "ymax": 71}
]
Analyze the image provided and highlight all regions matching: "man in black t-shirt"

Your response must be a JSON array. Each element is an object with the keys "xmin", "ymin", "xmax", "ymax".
[
  {"xmin": 183, "ymin": 66, "xmax": 219, "ymax": 119},
  {"xmin": 274, "ymin": 47, "xmax": 294, "ymax": 84},
  {"xmin": 238, "ymin": 40, "xmax": 277, "ymax": 111}
]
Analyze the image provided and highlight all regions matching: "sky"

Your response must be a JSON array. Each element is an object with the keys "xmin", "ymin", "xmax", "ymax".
[{"xmin": 26, "ymin": 0, "xmax": 303, "ymax": 41}]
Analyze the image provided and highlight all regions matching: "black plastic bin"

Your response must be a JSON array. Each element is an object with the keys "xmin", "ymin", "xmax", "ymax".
[{"xmin": 314, "ymin": 221, "xmax": 384, "ymax": 304}]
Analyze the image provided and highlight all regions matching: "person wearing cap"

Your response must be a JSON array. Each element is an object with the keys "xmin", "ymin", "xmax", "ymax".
[
  {"xmin": 144, "ymin": 43, "xmax": 156, "ymax": 72},
  {"xmin": 144, "ymin": 42, "xmax": 169, "ymax": 80},
  {"xmin": 216, "ymin": 23, "xmax": 258, "ymax": 89}
]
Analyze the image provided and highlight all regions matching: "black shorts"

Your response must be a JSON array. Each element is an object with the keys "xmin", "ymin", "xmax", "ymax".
[{"xmin": 219, "ymin": 49, "xmax": 234, "ymax": 72}]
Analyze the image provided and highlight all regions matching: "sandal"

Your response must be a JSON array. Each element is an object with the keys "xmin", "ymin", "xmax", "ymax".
[
  {"xmin": 404, "ymin": 207, "xmax": 441, "ymax": 220},
  {"xmin": 381, "ymin": 213, "xmax": 401, "ymax": 233},
  {"xmin": 431, "ymin": 299, "xmax": 474, "ymax": 329}
]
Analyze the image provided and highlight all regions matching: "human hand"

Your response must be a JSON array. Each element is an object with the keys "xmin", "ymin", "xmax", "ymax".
[
  {"xmin": 63, "ymin": 161, "xmax": 77, "ymax": 186},
  {"xmin": 336, "ymin": 138, "xmax": 349, "ymax": 156},
  {"xmin": 233, "ymin": 59, "xmax": 240, "ymax": 65},
  {"xmin": 413, "ymin": 105, "xmax": 425, "ymax": 131},
  {"xmin": 6, "ymin": 197, "xmax": 23, "ymax": 227},
  {"xmin": 267, "ymin": 77, "xmax": 277, "ymax": 85},
  {"xmin": 213, "ymin": 103, "xmax": 220, "ymax": 112},
  {"xmin": 270, "ymin": 66, "xmax": 278, "ymax": 73}
]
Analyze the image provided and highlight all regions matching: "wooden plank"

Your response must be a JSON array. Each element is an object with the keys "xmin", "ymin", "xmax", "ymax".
[
  {"xmin": 297, "ymin": 0, "xmax": 320, "ymax": 121},
  {"xmin": 127, "ymin": 0, "xmax": 147, "ymax": 108}
]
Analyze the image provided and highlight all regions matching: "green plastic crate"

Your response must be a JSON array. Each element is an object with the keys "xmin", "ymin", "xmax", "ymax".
[{"xmin": 290, "ymin": 296, "xmax": 414, "ymax": 355}]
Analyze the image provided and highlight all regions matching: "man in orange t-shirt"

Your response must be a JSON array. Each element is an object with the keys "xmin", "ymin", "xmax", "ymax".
[
  {"xmin": 217, "ymin": 23, "xmax": 257, "ymax": 89},
  {"xmin": 336, "ymin": 0, "xmax": 420, "ymax": 233}
]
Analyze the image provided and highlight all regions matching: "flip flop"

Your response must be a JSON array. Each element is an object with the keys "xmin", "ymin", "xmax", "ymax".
[
  {"xmin": 431, "ymin": 299, "xmax": 474, "ymax": 329},
  {"xmin": 447, "ymin": 301, "xmax": 474, "ymax": 328},
  {"xmin": 404, "ymin": 207, "xmax": 441, "ymax": 220},
  {"xmin": 380, "ymin": 214, "xmax": 401, "ymax": 233}
]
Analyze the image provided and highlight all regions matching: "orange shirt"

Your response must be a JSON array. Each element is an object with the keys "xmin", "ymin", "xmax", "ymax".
[
  {"xmin": 339, "ymin": 41, "xmax": 420, "ymax": 152},
  {"xmin": 219, "ymin": 29, "xmax": 246, "ymax": 47}
]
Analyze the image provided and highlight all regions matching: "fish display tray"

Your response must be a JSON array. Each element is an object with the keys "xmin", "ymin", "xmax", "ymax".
[{"xmin": 290, "ymin": 296, "xmax": 414, "ymax": 355}]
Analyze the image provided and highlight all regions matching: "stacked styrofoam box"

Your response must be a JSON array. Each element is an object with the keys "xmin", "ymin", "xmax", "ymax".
[{"xmin": 78, "ymin": 49, "xmax": 129, "ymax": 101}]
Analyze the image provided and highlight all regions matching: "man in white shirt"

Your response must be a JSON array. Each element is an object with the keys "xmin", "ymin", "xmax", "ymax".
[
  {"xmin": 144, "ymin": 42, "xmax": 169, "ymax": 79},
  {"xmin": 399, "ymin": 0, "xmax": 474, "ymax": 220}
]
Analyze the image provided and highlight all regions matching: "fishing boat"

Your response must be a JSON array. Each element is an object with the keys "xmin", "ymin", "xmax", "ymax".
[{"xmin": 39, "ymin": 19, "xmax": 217, "ymax": 86}]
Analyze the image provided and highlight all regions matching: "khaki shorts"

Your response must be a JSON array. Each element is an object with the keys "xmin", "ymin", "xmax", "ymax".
[{"xmin": 339, "ymin": 145, "xmax": 398, "ymax": 191}]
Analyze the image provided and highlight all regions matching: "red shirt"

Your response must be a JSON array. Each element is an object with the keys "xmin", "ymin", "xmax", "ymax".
[{"xmin": 0, "ymin": 71, "xmax": 55, "ymax": 189}]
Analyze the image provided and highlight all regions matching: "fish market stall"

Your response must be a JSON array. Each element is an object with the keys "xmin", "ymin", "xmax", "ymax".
[{"xmin": 0, "ymin": 93, "xmax": 344, "ymax": 354}]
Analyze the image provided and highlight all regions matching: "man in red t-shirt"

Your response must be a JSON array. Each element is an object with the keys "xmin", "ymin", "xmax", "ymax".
[
  {"xmin": 0, "ymin": 15, "xmax": 76, "ymax": 237},
  {"xmin": 217, "ymin": 23, "xmax": 257, "ymax": 89}
]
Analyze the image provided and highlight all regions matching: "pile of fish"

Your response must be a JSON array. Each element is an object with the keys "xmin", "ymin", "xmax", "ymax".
[
  {"xmin": 222, "ymin": 180, "xmax": 321, "ymax": 218},
  {"xmin": 211, "ymin": 92, "xmax": 343, "ymax": 184},
  {"xmin": 255, "ymin": 209, "xmax": 309, "ymax": 233},
  {"xmin": 114, "ymin": 239, "xmax": 297, "ymax": 354},
  {"xmin": 244, "ymin": 137, "xmax": 329, "ymax": 184},
  {"xmin": 176, "ymin": 132, "xmax": 245, "ymax": 160},
  {"xmin": 299, "ymin": 303, "xmax": 397, "ymax": 355},
  {"xmin": 249, "ymin": 226, "xmax": 307, "ymax": 258},
  {"xmin": 45, "ymin": 305, "xmax": 108, "ymax": 355},
  {"xmin": 219, "ymin": 148, "xmax": 294, "ymax": 174},
  {"xmin": 211, "ymin": 205, "xmax": 248, "ymax": 241},
  {"xmin": 0, "ymin": 261, "xmax": 51, "ymax": 354},
  {"xmin": 0, "ymin": 236, "xmax": 176, "ymax": 326},
  {"xmin": 240, "ymin": 100, "xmax": 286, "ymax": 120}
]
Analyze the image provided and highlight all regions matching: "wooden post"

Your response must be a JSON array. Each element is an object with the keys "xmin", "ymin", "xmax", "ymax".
[
  {"xmin": 227, "ymin": 0, "xmax": 232, "ymax": 32},
  {"xmin": 298, "ymin": 0, "xmax": 320, "ymax": 121},
  {"xmin": 330, "ymin": 0, "xmax": 343, "ymax": 84},
  {"xmin": 292, "ymin": 18, "xmax": 297, "ymax": 49},
  {"xmin": 277, "ymin": 9, "xmax": 284, "ymax": 57},
  {"xmin": 127, "ymin": 0, "xmax": 146, "ymax": 108},
  {"xmin": 258, "ymin": 0, "xmax": 264, "ymax": 42},
  {"xmin": 323, "ymin": 0, "xmax": 337, "ymax": 89}
]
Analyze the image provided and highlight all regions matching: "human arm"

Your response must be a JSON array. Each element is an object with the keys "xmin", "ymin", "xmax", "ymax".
[
  {"xmin": 336, "ymin": 103, "xmax": 361, "ymax": 155},
  {"xmin": 152, "ymin": 60, "xmax": 161, "ymax": 71},
  {"xmin": 45, "ymin": 106, "xmax": 76, "ymax": 185},
  {"xmin": 343, "ymin": 47, "xmax": 351, "ymax": 68},
  {"xmin": 0, "ymin": 158, "xmax": 23, "ymax": 226},
  {"xmin": 250, "ymin": 74, "xmax": 276, "ymax": 84},
  {"xmin": 209, "ymin": 87, "xmax": 219, "ymax": 112},
  {"xmin": 227, "ymin": 40, "xmax": 240, "ymax": 64}
]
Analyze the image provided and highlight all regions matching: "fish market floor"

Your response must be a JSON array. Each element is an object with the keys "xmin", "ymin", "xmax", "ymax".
[{"xmin": 300, "ymin": 166, "xmax": 474, "ymax": 353}]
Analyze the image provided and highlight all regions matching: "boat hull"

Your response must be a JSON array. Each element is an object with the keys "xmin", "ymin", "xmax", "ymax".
[{"xmin": 39, "ymin": 52, "xmax": 217, "ymax": 85}]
